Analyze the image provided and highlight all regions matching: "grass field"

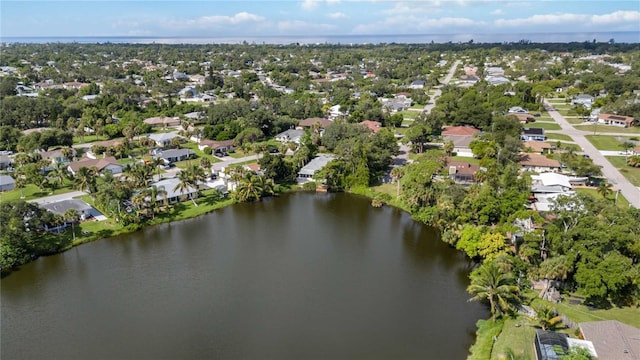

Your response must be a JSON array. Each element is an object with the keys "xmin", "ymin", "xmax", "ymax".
[
  {"xmin": 524, "ymin": 122, "xmax": 562, "ymax": 130},
  {"xmin": 397, "ymin": 110, "xmax": 420, "ymax": 120},
  {"xmin": 605, "ymin": 156, "xmax": 640, "ymax": 186},
  {"xmin": 0, "ymin": 182, "xmax": 76, "ymax": 203},
  {"xmin": 585, "ymin": 135, "xmax": 631, "ymax": 150},
  {"xmin": 575, "ymin": 187, "xmax": 630, "ymax": 208},
  {"xmin": 575, "ymin": 123, "xmax": 640, "ymax": 134},
  {"xmin": 544, "ymin": 133, "xmax": 574, "ymax": 141}
]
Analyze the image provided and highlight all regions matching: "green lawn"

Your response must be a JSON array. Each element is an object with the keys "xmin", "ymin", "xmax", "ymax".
[
  {"xmin": 180, "ymin": 142, "xmax": 222, "ymax": 162},
  {"xmin": 397, "ymin": 110, "xmax": 420, "ymax": 120},
  {"xmin": 491, "ymin": 316, "xmax": 537, "ymax": 360},
  {"xmin": 575, "ymin": 124, "xmax": 640, "ymax": 134},
  {"xmin": 0, "ymin": 182, "xmax": 76, "ymax": 203},
  {"xmin": 575, "ymin": 187, "xmax": 630, "ymax": 208},
  {"xmin": 451, "ymin": 155, "xmax": 480, "ymax": 165},
  {"xmin": 73, "ymin": 135, "xmax": 102, "ymax": 144},
  {"xmin": 544, "ymin": 133, "xmax": 574, "ymax": 142},
  {"xmin": 585, "ymin": 135, "xmax": 632, "ymax": 150},
  {"xmin": 606, "ymin": 156, "xmax": 640, "ymax": 186},
  {"xmin": 524, "ymin": 122, "xmax": 562, "ymax": 130},
  {"xmin": 566, "ymin": 118, "xmax": 586, "ymax": 125}
]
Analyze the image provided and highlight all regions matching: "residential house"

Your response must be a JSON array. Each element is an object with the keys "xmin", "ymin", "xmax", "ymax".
[
  {"xmin": 41, "ymin": 199, "xmax": 95, "ymax": 221},
  {"xmin": 508, "ymin": 106, "xmax": 529, "ymax": 114},
  {"xmin": 597, "ymin": 113, "xmax": 636, "ymax": 128},
  {"xmin": 0, "ymin": 154, "xmax": 13, "ymax": 170},
  {"xmin": 442, "ymin": 126, "xmax": 481, "ymax": 150},
  {"xmin": 358, "ymin": 120, "xmax": 382, "ymax": 134},
  {"xmin": 408, "ymin": 80, "xmax": 426, "ymax": 89},
  {"xmin": 521, "ymin": 128, "xmax": 546, "ymax": 141},
  {"xmin": 153, "ymin": 149, "xmax": 195, "ymax": 164},
  {"xmin": 509, "ymin": 113, "xmax": 535, "ymax": 124},
  {"xmin": 523, "ymin": 141, "xmax": 553, "ymax": 154},
  {"xmin": 275, "ymin": 129, "xmax": 305, "ymax": 144},
  {"xmin": 578, "ymin": 320, "xmax": 639, "ymax": 360},
  {"xmin": 297, "ymin": 154, "xmax": 335, "ymax": 184},
  {"xmin": 0, "ymin": 175, "xmax": 15, "ymax": 192},
  {"xmin": 150, "ymin": 177, "xmax": 198, "ymax": 204},
  {"xmin": 197, "ymin": 139, "xmax": 235, "ymax": 153},
  {"xmin": 519, "ymin": 153, "xmax": 561, "ymax": 173},
  {"xmin": 534, "ymin": 330, "xmax": 597, "ymax": 360},
  {"xmin": 297, "ymin": 117, "xmax": 333, "ymax": 132},
  {"xmin": 143, "ymin": 116, "xmax": 181, "ymax": 128},
  {"xmin": 531, "ymin": 172, "xmax": 573, "ymax": 192},
  {"xmin": 571, "ymin": 94, "xmax": 594, "ymax": 109},
  {"xmin": 39, "ymin": 148, "xmax": 75, "ymax": 164},
  {"xmin": 148, "ymin": 132, "xmax": 183, "ymax": 148},
  {"xmin": 447, "ymin": 160, "xmax": 480, "ymax": 184},
  {"xmin": 486, "ymin": 76, "xmax": 510, "ymax": 86},
  {"xmin": 67, "ymin": 156, "xmax": 123, "ymax": 176}
]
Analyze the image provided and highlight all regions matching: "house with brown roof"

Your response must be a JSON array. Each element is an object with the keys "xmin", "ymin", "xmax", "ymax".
[
  {"xmin": 523, "ymin": 141, "xmax": 553, "ymax": 155},
  {"xmin": 446, "ymin": 160, "xmax": 481, "ymax": 184},
  {"xmin": 597, "ymin": 113, "xmax": 636, "ymax": 128},
  {"xmin": 67, "ymin": 156, "xmax": 123, "ymax": 176},
  {"xmin": 509, "ymin": 113, "xmax": 535, "ymax": 124},
  {"xmin": 143, "ymin": 116, "xmax": 181, "ymax": 128},
  {"xmin": 442, "ymin": 126, "xmax": 481, "ymax": 150},
  {"xmin": 197, "ymin": 139, "xmax": 235, "ymax": 154},
  {"xmin": 518, "ymin": 153, "xmax": 561, "ymax": 173},
  {"xmin": 297, "ymin": 117, "xmax": 333, "ymax": 130},
  {"xmin": 579, "ymin": 320, "xmax": 639, "ymax": 360},
  {"xmin": 358, "ymin": 120, "xmax": 382, "ymax": 133}
]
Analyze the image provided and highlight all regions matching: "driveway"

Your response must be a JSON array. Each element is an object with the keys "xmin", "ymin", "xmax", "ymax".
[
  {"xmin": 544, "ymin": 99, "xmax": 640, "ymax": 208},
  {"xmin": 424, "ymin": 60, "xmax": 461, "ymax": 115},
  {"xmin": 28, "ymin": 190, "xmax": 88, "ymax": 205}
]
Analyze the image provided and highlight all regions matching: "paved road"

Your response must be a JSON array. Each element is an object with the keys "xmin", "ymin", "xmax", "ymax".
[
  {"xmin": 544, "ymin": 99, "xmax": 640, "ymax": 208},
  {"xmin": 424, "ymin": 60, "xmax": 461, "ymax": 115}
]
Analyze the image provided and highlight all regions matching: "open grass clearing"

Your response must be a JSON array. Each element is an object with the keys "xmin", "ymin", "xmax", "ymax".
[
  {"xmin": 524, "ymin": 122, "xmax": 562, "ymax": 130},
  {"xmin": 585, "ymin": 135, "xmax": 633, "ymax": 150},
  {"xmin": 574, "ymin": 187, "xmax": 630, "ymax": 208},
  {"xmin": 544, "ymin": 133, "xmax": 573, "ymax": 141},
  {"xmin": 398, "ymin": 110, "xmax": 420, "ymax": 120},
  {"xmin": 605, "ymin": 156, "xmax": 640, "ymax": 186},
  {"xmin": 575, "ymin": 124, "xmax": 640, "ymax": 134},
  {"xmin": 0, "ymin": 182, "xmax": 77, "ymax": 203}
]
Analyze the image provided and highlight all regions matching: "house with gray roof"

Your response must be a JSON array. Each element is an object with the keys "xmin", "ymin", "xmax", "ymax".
[
  {"xmin": 275, "ymin": 129, "xmax": 305, "ymax": 144},
  {"xmin": 0, "ymin": 175, "xmax": 15, "ymax": 192},
  {"xmin": 41, "ymin": 199, "xmax": 96, "ymax": 221},
  {"xmin": 150, "ymin": 177, "xmax": 198, "ymax": 204},
  {"xmin": 153, "ymin": 148, "xmax": 195, "ymax": 164},
  {"xmin": 297, "ymin": 154, "xmax": 335, "ymax": 184},
  {"xmin": 579, "ymin": 320, "xmax": 639, "ymax": 360},
  {"xmin": 148, "ymin": 132, "xmax": 183, "ymax": 147}
]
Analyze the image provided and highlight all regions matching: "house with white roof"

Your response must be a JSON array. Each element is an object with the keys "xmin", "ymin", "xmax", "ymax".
[{"xmin": 297, "ymin": 154, "xmax": 335, "ymax": 184}]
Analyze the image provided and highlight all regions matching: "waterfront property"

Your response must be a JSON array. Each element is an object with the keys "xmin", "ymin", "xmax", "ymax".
[
  {"xmin": 150, "ymin": 177, "xmax": 198, "ymax": 203},
  {"xmin": 297, "ymin": 154, "xmax": 335, "ymax": 184}
]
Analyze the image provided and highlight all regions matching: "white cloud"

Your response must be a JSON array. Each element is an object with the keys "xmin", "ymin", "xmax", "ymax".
[
  {"xmin": 301, "ymin": 0, "xmax": 341, "ymax": 10},
  {"xmin": 161, "ymin": 12, "xmax": 266, "ymax": 29},
  {"xmin": 278, "ymin": 20, "xmax": 337, "ymax": 32},
  {"xmin": 352, "ymin": 15, "xmax": 481, "ymax": 34},
  {"xmin": 592, "ymin": 10, "xmax": 640, "ymax": 25},
  {"xmin": 494, "ymin": 10, "xmax": 640, "ymax": 28},
  {"xmin": 328, "ymin": 12, "xmax": 348, "ymax": 19},
  {"xmin": 301, "ymin": 0, "xmax": 321, "ymax": 10},
  {"xmin": 491, "ymin": 9, "xmax": 504, "ymax": 15}
]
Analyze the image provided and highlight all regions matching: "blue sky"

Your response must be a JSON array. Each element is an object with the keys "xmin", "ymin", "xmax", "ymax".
[{"xmin": 1, "ymin": 1, "xmax": 639, "ymax": 38}]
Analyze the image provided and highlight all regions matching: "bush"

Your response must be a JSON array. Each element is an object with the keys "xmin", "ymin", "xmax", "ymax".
[
  {"xmin": 203, "ymin": 147, "xmax": 212, "ymax": 155},
  {"xmin": 302, "ymin": 181, "xmax": 317, "ymax": 190}
]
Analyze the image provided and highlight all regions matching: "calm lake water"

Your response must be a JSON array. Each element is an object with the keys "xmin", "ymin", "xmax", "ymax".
[{"xmin": 1, "ymin": 192, "xmax": 487, "ymax": 359}]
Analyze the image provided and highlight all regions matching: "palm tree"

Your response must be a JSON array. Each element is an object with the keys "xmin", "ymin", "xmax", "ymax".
[
  {"xmin": 235, "ymin": 173, "xmax": 264, "ymax": 202},
  {"xmin": 147, "ymin": 185, "xmax": 167, "ymax": 219},
  {"xmin": 174, "ymin": 168, "xmax": 199, "ymax": 206},
  {"xmin": 63, "ymin": 209, "xmax": 80, "ymax": 242},
  {"xmin": 597, "ymin": 181, "xmax": 613, "ymax": 200},
  {"xmin": 390, "ymin": 166, "xmax": 405, "ymax": 197},
  {"xmin": 467, "ymin": 261, "xmax": 520, "ymax": 321},
  {"xmin": 73, "ymin": 166, "xmax": 97, "ymax": 193},
  {"xmin": 61, "ymin": 146, "xmax": 75, "ymax": 162},
  {"xmin": 443, "ymin": 140, "xmax": 455, "ymax": 156},
  {"xmin": 49, "ymin": 162, "xmax": 69, "ymax": 188},
  {"xmin": 200, "ymin": 158, "xmax": 211, "ymax": 174},
  {"xmin": 530, "ymin": 304, "xmax": 563, "ymax": 331},
  {"xmin": 14, "ymin": 176, "xmax": 27, "ymax": 199}
]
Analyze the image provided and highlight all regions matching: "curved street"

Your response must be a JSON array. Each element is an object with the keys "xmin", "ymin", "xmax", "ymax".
[{"xmin": 543, "ymin": 99, "xmax": 640, "ymax": 208}]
